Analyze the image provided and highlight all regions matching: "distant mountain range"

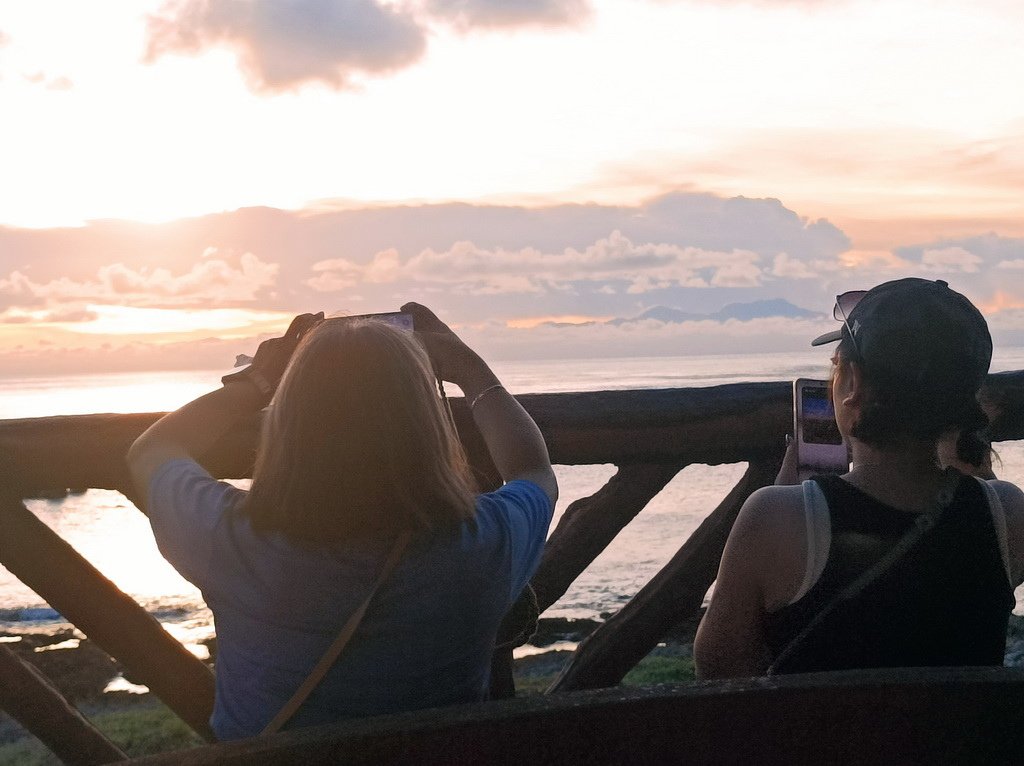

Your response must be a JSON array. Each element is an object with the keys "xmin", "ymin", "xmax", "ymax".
[{"xmin": 538, "ymin": 299, "xmax": 824, "ymax": 328}]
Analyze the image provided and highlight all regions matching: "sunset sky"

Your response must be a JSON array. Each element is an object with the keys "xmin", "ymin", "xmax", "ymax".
[{"xmin": 1, "ymin": 0, "xmax": 1023, "ymax": 374}]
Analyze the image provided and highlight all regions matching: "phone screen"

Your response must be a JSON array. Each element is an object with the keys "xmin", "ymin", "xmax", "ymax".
[
  {"xmin": 338, "ymin": 312, "xmax": 414, "ymax": 331},
  {"xmin": 800, "ymin": 386, "xmax": 843, "ymax": 445}
]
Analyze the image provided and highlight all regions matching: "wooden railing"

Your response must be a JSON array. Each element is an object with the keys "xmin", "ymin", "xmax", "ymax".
[{"xmin": 1, "ymin": 371, "xmax": 1023, "ymax": 764}]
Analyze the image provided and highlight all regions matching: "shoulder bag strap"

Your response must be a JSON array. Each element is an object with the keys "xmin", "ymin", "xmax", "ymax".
[
  {"xmin": 767, "ymin": 469, "xmax": 961, "ymax": 675},
  {"xmin": 261, "ymin": 530, "xmax": 413, "ymax": 736}
]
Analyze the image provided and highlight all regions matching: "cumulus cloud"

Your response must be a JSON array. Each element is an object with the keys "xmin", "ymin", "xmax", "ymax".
[
  {"xmin": 145, "ymin": 0, "xmax": 427, "ymax": 92},
  {"xmin": 425, "ymin": 0, "xmax": 591, "ymax": 29},
  {"xmin": 770, "ymin": 251, "xmax": 837, "ymax": 279},
  {"xmin": 919, "ymin": 246, "xmax": 983, "ymax": 274},
  {"xmin": 998, "ymin": 260, "xmax": 1024, "ymax": 270},
  {"xmin": 0, "ymin": 251, "xmax": 278, "ymax": 308},
  {"xmin": 309, "ymin": 230, "xmax": 764, "ymax": 294}
]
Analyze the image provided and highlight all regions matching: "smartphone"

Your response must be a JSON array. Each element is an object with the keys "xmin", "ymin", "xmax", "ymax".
[
  {"xmin": 793, "ymin": 378, "xmax": 849, "ymax": 479},
  {"xmin": 336, "ymin": 311, "xmax": 415, "ymax": 331},
  {"xmin": 230, "ymin": 311, "xmax": 415, "ymax": 369}
]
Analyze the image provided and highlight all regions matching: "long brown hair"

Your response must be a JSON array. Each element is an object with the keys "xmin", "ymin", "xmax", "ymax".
[{"xmin": 243, "ymin": 318, "xmax": 477, "ymax": 543}]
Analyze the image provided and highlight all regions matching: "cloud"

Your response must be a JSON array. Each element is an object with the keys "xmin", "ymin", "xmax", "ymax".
[
  {"xmin": 309, "ymin": 230, "xmax": 765, "ymax": 294},
  {"xmin": 770, "ymin": 251, "xmax": 838, "ymax": 279},
  {"xmin": 0, "ymin": 251, "xmax": 278, "ymax": 308},
  {"xmin": 425, "ymin": 0, "xmax": 591, "ymax": 29},
  {"xmin": 451, "ymin": 314, "xmax": 840, "ymax": 362},
  {"xmin": 919, "ymin": 246, "xmax": 983, "ymax": 274},
  {"xmin": 145, "ymin": 0, "xmax": 427, "ymax": 92},
  {"xmin": 596, "ymin": 129, "xmax": 1024, "ymax": 232},
  {"xmin": 24, "ymin": 72, "xmax": 73, "ymax": 90},
  {"xmin": 0, "ymin": 306, "xmax": 99, "ymax": 325},
  {"xmin": 894, "ymin": 234, "xmax": 1024, "ymax": 289}
]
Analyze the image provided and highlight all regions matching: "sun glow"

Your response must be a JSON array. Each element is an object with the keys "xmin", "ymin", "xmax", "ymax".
[{"xmin": 60, "ymin": 305, "xmax": 292, "ymax": 337}]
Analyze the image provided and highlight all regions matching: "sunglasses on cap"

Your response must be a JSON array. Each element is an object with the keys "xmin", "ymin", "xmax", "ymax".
[{"xmin": 833, "ymin": 290, "xmax": 868, "ymax": 359}]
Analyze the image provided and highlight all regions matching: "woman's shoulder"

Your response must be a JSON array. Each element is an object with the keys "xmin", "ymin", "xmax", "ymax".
[
  {"xmin": 740, "ymin": 484, "xmax": 807, "ymax": 524},
  {"xmin": 722, "ymin": 483, "xmax": 816, "ymax": 613},
  {"xmin": 987, "ymin": 479, "xmax": 1024, "ymax": 511},
  {"xmin": 730, "ymin": 484, "xmax": 809, "ymax": 560}
]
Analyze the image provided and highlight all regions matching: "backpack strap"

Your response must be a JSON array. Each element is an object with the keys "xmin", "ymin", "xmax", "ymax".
[{"xmin": 261, "ymin": 530, "xmax": 412, "ymax": 736}]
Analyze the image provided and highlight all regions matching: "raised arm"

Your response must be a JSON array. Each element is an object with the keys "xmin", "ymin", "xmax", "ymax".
[
  {"xmin": 694, "ymin": 485, "xmax": 806, "ymax": 679},
  {"xmin": 126, "ymin": 313, "xmax": 322, "ymax": 511},
  {"xmin": 402, "ymin": 302, "xmax": 557, "ymax": 506}
]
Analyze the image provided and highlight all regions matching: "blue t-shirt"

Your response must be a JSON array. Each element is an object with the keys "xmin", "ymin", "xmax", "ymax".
[{"xmin": 147, "ymin": 459, "xmax": 553, "ymax": 741}]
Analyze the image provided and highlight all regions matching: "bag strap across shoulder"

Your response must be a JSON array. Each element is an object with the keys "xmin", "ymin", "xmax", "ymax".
[
  {"xmin": 261, "ymin": 530, "xmax": 412, "ymax": 736},
  {"xmin": 767, "ymin": 469, "xmax": 962, "ymax": 675}
]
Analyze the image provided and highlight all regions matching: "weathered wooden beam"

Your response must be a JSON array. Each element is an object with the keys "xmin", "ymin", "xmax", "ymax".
[
  {"xmin": 531, "ymin": 463, "xmax": 686, "ymax": 613},
  {"xmin": 0, "ymin": 498, "xmax": 216, "ymax": 741},
  {"xmin": 548, "ymin": 460, "xmax": 779, "ymax": 692},
  {"xmin": 983, "ymin": 370, "xmax": 1024, "ymax": 442},
  {"xmin": 0, "ymin": 411, "xmax": 262, "ymax": 499},
  {"xmin": 4, "ymin": 372, "xmax": 1021, "ymax": 497},
  {"xmin": 0, "ymin": 643, "xmax": 128, "ymax": 765},
  {"xmin": 121, "ymin": 668, "xmax": 1024, "ymax": 765}
]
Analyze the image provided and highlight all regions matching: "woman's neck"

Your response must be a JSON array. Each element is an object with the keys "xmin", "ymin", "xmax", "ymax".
[{"xmin": 844, "ymin": 441, "xmax": 947, "ymax": 511}]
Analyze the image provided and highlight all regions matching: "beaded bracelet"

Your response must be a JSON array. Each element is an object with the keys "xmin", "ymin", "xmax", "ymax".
[{"xmin": 468, "ymin": 383, "xmax": 505, "ymax": 411}]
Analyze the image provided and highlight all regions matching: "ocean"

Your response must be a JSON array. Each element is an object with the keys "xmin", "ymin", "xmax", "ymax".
[{"xmin": 3, "ymin": 348, "xmax": 1024, "ymax": 658}]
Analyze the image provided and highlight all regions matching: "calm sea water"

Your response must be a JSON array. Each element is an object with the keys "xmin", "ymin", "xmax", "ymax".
[{"xmin": 3, "ymin": 348, "xmax": 1024, "ymax": 656}]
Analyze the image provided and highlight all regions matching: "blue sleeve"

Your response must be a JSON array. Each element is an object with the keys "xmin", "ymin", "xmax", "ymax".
[
  {"xmin": 147, "ymin": 458, "xmax": 245, "ymax": 588},
  {"xmin": 477, "ymin": 480, "xmax": 554, "ymax": 602}
]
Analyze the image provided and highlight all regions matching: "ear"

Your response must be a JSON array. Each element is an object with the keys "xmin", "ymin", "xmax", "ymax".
[{"xmin": 837, "ymin": 359, "xmax": 865, "ymax": 408}]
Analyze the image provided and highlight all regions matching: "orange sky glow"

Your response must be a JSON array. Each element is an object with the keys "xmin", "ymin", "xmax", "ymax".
[{"xmin": 0, "ymin": 0, "xmax": 1022, "ymax": 374}]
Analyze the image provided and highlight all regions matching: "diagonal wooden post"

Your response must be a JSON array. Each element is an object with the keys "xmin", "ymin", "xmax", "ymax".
[
  {"xmin": 549, "ymin": 459, "xmax": 779, "ymax": 692},
  {"xmin": 0, "ymin": 643, "xmax": 127, "ymax": 765},
  {"xmin": 531, "ymin": 462, "xmax": 687, "ymax": 613},
  {"xmin": 0, "ymin": 497, "xmax": 216, "ymax": 741}
]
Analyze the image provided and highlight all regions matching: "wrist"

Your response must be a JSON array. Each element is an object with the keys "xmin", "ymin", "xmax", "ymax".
[
  {"xmin": 443, "ymin": 344, "xmax": 499, "ymax": 395},
  {"xmin": 221, "ymin": 378, "xmax": 272, "ymax": 411}
]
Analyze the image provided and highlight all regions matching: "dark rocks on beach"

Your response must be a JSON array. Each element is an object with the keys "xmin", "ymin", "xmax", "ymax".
[
  {"xmin": 3, "ymin": 630, "xmax": 119, "ymax": 701},
  {"xmin": 530, "ymin": 617, "xmax": 602, "ymax": 647}
]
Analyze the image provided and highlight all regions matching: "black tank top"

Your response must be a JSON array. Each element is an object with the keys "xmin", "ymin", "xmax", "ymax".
[{"xmin": 764, "ymin": 474, "xmax": 1013, "ymax": 674}]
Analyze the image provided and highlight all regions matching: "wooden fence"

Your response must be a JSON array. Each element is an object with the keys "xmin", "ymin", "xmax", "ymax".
[{"xmin": 1, "ymin": 371, "xmax": 1023, "ymax": 763}]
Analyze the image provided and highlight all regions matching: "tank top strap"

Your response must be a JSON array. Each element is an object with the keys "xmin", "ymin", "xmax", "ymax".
[
  {"xmin": 788, "ymin": 480, "xmax": 832, "ymax": 605},
  {"xmin": 976, "ymin": 477, "xmax": 1013, "ymax": 586}
]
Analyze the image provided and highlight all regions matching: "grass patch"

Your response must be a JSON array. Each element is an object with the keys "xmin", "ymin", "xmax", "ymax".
[
  {"xmin": 512, "ymin": 649, "xmax": 694, "ymax": 695},
  {"xmin": 622, "ymin": 655, "xmax": 695, "ymax": 686},
  {"xmin": 0, "ymin": 702, "xmax": 202, "ymax": 766}
]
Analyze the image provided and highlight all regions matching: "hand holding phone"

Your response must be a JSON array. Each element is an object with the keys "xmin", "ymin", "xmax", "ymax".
[{"xmin": 793, "ymin": 378, "xmax": 849, "ymax": 481}]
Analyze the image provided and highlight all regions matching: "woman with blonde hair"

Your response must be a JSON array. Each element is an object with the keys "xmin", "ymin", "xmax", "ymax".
[
  {"xmin": 695, "ymin": 278, "xmax": 1024, "ymax": 678},
  {"xmin": 127, "ymin": 303, "xmax": 556, "ymax": 740}
]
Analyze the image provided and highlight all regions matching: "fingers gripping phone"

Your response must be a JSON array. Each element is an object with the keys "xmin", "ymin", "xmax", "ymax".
[{"xmin": 793, "ymin": 378, "xmax": 849, "ymax": 481}]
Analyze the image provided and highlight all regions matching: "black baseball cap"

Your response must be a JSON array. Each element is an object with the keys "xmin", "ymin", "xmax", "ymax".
[{"xmin": 811, "ymin": 278, "xmax": 992, "ymax": 394}]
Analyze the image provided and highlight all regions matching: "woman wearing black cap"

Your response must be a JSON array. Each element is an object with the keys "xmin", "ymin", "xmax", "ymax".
[{"xmin": 694, "ymin": 278, "xmax": 1024, "ymax": 678}]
